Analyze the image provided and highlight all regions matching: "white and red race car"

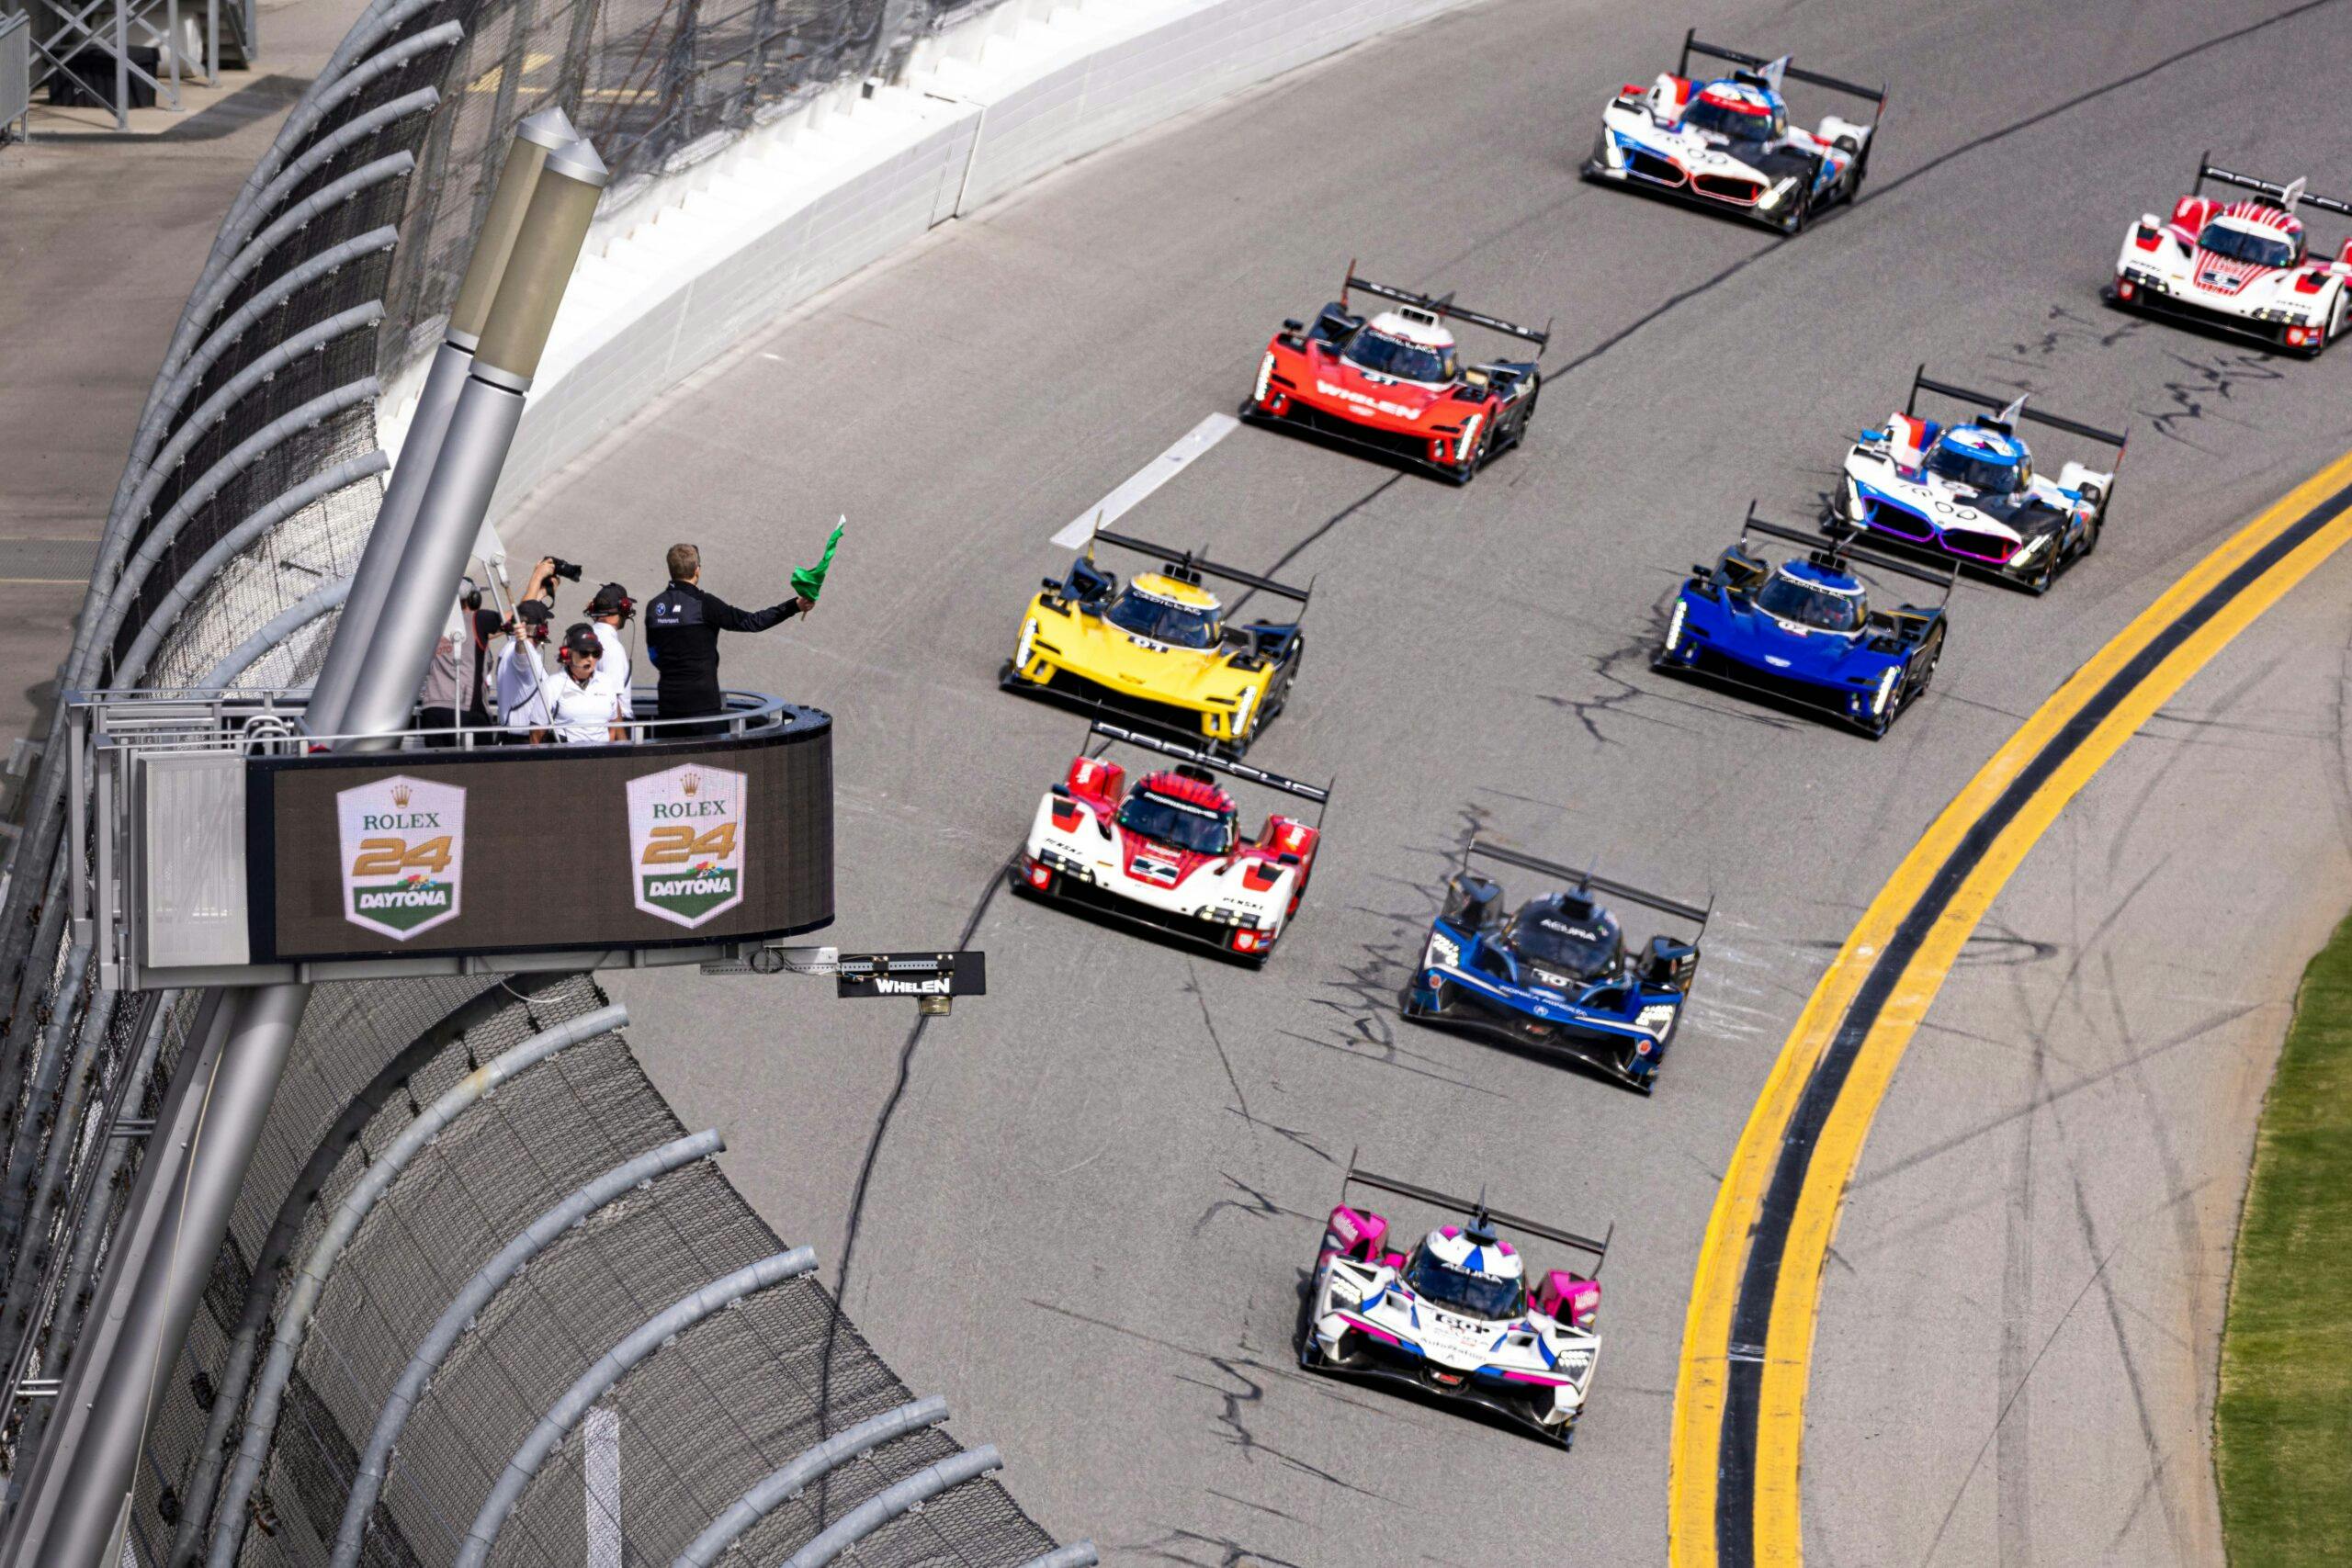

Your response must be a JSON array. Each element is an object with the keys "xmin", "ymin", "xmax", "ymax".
[
  {"xmin": 1012, "ymin": 721, "xmax": 1328, "ymax": 966},
  {"xmin": 2107, "ymin": 157, "xmax": 2352, "ymax": 356}
]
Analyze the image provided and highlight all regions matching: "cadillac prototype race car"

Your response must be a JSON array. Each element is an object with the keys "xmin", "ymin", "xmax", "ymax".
[
  {"xmin": 1244, "ymin": 268, "xmax": 1547, "ymax": 484},
  {"xmin": 1302, "ymin": 1163, "xmax": 1611, "ymax": 1449},
  {"xmin": 2107, "ymin": 156, "xmax": 2352, "ymax": 355},
  {"xmin": 1001, "ymin": 529, "xmax": 1307, "ymax": 758},
  {"xmin": 1833, "ymin": 368, "xmax": 2125, "ymax": 592},
  {"xmin": 1583, "ymin": 32, "xmax": 1883, "ymax": 234},
  {"xmin": 1403, "ymin": 839, "xmax": 1706, "ymax": 1093},
  {"xmin": 1654, "ymin": 510, "xmax": 1953, "ymax": 737},
  {"xmin": 1012, "ymin": 720, "xmax": 1329, "ymax": 966}
]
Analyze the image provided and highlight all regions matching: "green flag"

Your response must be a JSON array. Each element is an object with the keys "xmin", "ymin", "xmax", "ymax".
[{"xmin": 792, "ymin": 517, "xmax": 844, "ymax": 602}]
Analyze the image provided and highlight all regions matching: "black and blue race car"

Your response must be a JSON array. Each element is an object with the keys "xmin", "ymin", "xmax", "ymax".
[
  {"xmin": 1402, "ymin": 840, "xmax": 1708, "ymax": 1094},
  {"xmin": 1652, "ymin": 509, "xmax": 1954, "ymax": 737}
]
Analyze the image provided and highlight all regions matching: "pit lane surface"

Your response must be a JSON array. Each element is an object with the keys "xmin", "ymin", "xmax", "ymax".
[{"xmin": 506, "ymin": 0, "xmax": 2352, "ymax": 1559}]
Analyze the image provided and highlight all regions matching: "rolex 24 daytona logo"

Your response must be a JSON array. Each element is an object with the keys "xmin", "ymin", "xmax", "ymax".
[
  {"xmin": 628, "ymin": 763, "xmax": 747, "ymax": 928},
  {"xmin": 337, "ymin": 775, "xmax": 466, "ymax": 940}
]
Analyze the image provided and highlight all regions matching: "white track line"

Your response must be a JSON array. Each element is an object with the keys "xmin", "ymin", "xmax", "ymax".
[{"xmin": 1051, "ymin": 412, "xmax": 1238, "ymax": 547}]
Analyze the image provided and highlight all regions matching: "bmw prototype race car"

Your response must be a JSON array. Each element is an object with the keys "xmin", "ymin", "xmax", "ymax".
[
  {"xmin": 1001, "ymin": 529, "xmax": 1307, "ymax": 758},
  {"xmin": 1012, "ymin": 720, "xmax": 1329, "ymax": 966},
  {"xmin": 1833, "ymin": 368, "xmax": 2125, "ymax": 592},
  {"xmin": 1244, "ymin": 268, "xmax": 1547, "ymax": 484},
  {"xmin": 1583, "ymin": 32, "xmax": 1883, "ymax": 234},
  {"xmin": 1654, "ymin": 509, "xmax": 1953, "ymax": 737},
  {"xmin": 2107, "ymin": 156, "xmax": 2352, "ymax": 356},
  {"xmin": 1402, "ymin": 839, "xmax": 1706, "ymax": 1093},
  {"xmin": 1302, "ymin": 1163, "xmax": 1611, "ymax": 1449}
]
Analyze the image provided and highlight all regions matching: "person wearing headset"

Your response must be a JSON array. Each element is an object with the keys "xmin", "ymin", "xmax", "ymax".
[{"xmin": 416, "ymin": 575, "xmax": 503, "ymax": 746}]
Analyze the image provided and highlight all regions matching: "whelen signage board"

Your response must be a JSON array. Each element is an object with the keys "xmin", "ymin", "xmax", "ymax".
[{"xmin": 245, "ymin": 726, "xmax": 832, "ymax": 968}]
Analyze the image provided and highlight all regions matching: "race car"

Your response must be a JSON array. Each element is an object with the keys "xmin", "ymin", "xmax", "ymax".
[
  {"xmin": 2106, "ymin": 155, "xmax": 2352, "ymax": 355},
  {"xmin": 1301, "ymin": 1162, "xmax": 1610, "ymax": 1449},
  {"xmin": 1402, "ymin": 839, "xmax": 1706, "ymax": 1093},
  {"xmin": 1832, "ymin": 368, "xmax": 2124, "ymax": 592},
  {"xmin": 1243, "ymin": 268, "xmax": 1547, "ymax": 484},
  {"xmin": 1653, "ymin": 509, "xmax": 1952, "ymax": 737},
  {"xmin": 1001, "ymin": 528, "xmax": 1307, "ymax": 758},
  {"xmin": 1582, "ymin": 32, "xmax": 1883, "ymax": 234},
  {"xmin": 1012, "ymin": 720, "xmax": 1329, "ymax": 966}
]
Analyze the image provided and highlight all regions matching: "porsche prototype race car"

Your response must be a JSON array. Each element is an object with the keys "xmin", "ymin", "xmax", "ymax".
[
  {"xmin": 1001, "ymin": 528, "xmax": 1307, "ymax": 757},
  {"xmin": 1833, "ymin": 368, "xmax": 2125, "ymax": 592},
  {"xmin": 1302, "ymin": 1163, "xmax": 1611, "ymax": 1448},
  {"xmin": 1583, "ymin": 32, "xmax": 1883, "ymax": 234},
  {"xmin": 1402, "ymin": 839, "xmax": 1706, "ymax": 1093},
  {"xmin": 2107, "ymin": 156, "xmax": 2352, "ymax": 355},
  {"xmin": 1654, "ymin": 509, "xmax": 1953, "ymax": 737},
  {"xmin": 1012, "ymin": 720, "xmax": 1329, "ymax": 966},
  {"xmin": 1244, "ymin": 268, "xmax": 1547, "ymax": 484}
]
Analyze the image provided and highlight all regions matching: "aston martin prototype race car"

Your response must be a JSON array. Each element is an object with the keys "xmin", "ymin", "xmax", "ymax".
[
  {"xmin": 2107, "ymin": 156, "xmax": 2352, "ymax": 355},
  {"xmin": 1654, "ymin": 510, "xmax": 1953, "ymax": 737},
  {"xmin": 1244, "ymin": 268, "xmax": 1547, "ymax": 484},
  {"xmin": 1001, "ymin": 529, "xmax": 1307, "ymax": 757},
  {"xmin": 1402, "ymin": 839, "xmax": 1706, "ymax": 1093},
  {"xmin": 1302, "ymin": 1163, "xmax": 1610, "ymax": 1448},
  {"xmin": 1583, "ymin": 32, "xmax": 1883, "ymax": 234},
  {"xmin": 1833, "ymin": 368, "xmax": 2124, "ymax": 592},
  {"xmin": 1012, "ymin": 720, "xmax": 1329, "ymax": 966}
]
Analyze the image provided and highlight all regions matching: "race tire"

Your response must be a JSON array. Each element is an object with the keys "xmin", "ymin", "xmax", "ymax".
[{"xmin": 1777, "ymin": 175, "xmax": 1813, "ymax": 236}]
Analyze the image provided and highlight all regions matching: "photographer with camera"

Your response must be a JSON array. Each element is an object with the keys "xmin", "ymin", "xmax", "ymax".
[
  {"xmin": 644, "ymin": 542, "xmax": 815, "ymax": 736},
  {"xmin": 492, "ymin": 599, "xmax": 555, "ymax": 741}
]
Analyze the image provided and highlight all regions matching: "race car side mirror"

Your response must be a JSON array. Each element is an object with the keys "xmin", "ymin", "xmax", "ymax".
[
  {"xmin": 1441, "ymin": 874, "xmax": 1503, "ymax": 931},
  {"xmin": 1642, "ymin": 935, "xmax": 1699, "ymax": 989},
  {"xmin": 1042, "ymin": 577, "xmax": 1062, "ymax": 591},
  {"xmin": 1282, "ymin": 318, "xmax": 1305, "ymax": 333}
]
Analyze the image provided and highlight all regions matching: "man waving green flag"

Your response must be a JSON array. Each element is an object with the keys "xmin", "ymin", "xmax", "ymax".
[{"xmin": 792, "ymin": 516, "xmax": 845, "ymax": 604}]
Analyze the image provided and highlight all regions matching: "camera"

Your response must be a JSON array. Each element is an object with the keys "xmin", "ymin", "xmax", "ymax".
[{"xmin": 548, "ymin": 558, "xmax": 584, "ymax": 584}]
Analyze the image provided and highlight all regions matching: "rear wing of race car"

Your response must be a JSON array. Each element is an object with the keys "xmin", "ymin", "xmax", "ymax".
[
  {"xmin": 1082, "ymin": 526, "xmax": 1313, "ymax": 611},
  {"xmin": 2193, "ymin": 152, "xmax": 2352, "ymax": 220},
  {"xmin": 1677, "ymin": 31, "xmax": 1886, "ymax": 108},
  {"xmin": 1464, "ymin": 837, "xmax": 1711, "ymax": 933},
  {"xmin": 1340, "ymin": 1156, "xmax": 1612, "ymax": 1272},
  {"xmin": 1087, "ymin": 718, "xmax": 1331, "ymax": 825},
  {"xmin": 1740, "ymin": 507, "xmax": 1956, "ymax": 604},
  {"xmin": 1905, "ymin": 367, "xmax": 2129, "ymax": 456},
  {"xmin": 1340, "ymin": 265, "xmax": 1552, "ymax": 352}
]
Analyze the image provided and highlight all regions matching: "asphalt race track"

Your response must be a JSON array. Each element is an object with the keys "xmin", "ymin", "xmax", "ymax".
[{"xmin": 503, "ymin": 0, "xmax": 2352, "ymax": 1560}]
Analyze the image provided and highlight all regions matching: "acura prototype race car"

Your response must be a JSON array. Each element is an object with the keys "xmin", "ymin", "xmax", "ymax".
[
  {"xmin": 1001, "ymin": 528, "xmax": 1307, "ymax": 757},
  {"xmin": 1583, "ymin": 32, "xmax": 1883, "ymax": 234},
  {"xmin": 1833, "ymin": 368, "xmax": 2125, "ymax": 592},
  {"xmin": 1654, "ymin": 509, "xmax": 1953, "ymax": 737},
  {"xmin": 1012, "ymin": 720, "xmax": 1329, "ymax": 966},
  {"xmin": 1244, "ymin": 268, "xmax": 1547, "ymax": 484},
  {"xmin": 2107, "ymin": 156, "xmax": 2352, "ymax": 355},
  {"xmin": 1402, "ymin": 839, "xmax": 1706, "ymax": 1093},
  {"xmin": 1302, "ymin": 1162, "xmax": 1611, "ymax": 1448}
]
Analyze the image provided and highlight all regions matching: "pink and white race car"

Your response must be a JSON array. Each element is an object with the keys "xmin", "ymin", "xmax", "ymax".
[
  {"xmin": 1012, "ymin": 720, "xmax": 1328, "ymax": 967},
  {"xmin": 2107, "ymin": 157, "xmax": 2352, "ymax": 356},
  {"xmin": 1301, "ymin": 1164, "xmax": 1610, "ymax": 1450}
]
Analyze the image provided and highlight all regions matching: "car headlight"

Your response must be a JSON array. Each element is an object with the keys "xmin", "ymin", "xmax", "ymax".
[
  {"xmin": 1663, "ymin": 598, "xmax": 1688, "ymax": 653},
  {"xmin": 1758, "ymin": 176, "xmax": 1796, "ymax": 210},
  {"xmin": 1016, "ymin": 616, "xmax": 1038, "ymax": 670},
  {"xmin": 2011, "ymin": 535, "xmax": 2049, "ymax": 566},
  {"xmin": 1254, "ymin": 350, "xmax": 1275, "ymax": 403},
  {"xmin": 1635, "ymin": 1003, "xmax": 1677, "ymax": 1036},
  {"xmin": 1873, "ymin": 665, "xmax": 1900, "ymax": 716},
  {"xmin": 1426, "ymin": 931, "xmax": 1461, "ymax": 969},
  {"xmin": 1843, "ymin": 474, "xmax": 1867, "ymax": 522}
]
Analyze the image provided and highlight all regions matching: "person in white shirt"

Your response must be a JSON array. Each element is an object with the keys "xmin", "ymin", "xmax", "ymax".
[
  {"xmin": 539, "ymin": 624, "xmax": 626, "ymax": 744},
  {"xmin": 493, "ymin": 600, "xmax": 555, "ymax": 741},
  {"xmin": 584, "ymin": 581, "xmax": 636, "ymax": 724}
]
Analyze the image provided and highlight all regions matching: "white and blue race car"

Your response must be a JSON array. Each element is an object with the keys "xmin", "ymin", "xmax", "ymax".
[
  {"xmin": 1583, "ymin": 32, "xmax": 1883, "ymax": 235},
  {"xmin": 1302, "ymin": 1164, "xmax": 1611, "ymax": 1449},
  {"xmin": 1833, "ymin": 368, "xmax": 2126, "ymax": 593}
]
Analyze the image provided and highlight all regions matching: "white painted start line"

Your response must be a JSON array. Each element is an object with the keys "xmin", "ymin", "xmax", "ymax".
[{"xmin": 1050, "ymin": 412, "xmax": 1239, "ymax": 547}]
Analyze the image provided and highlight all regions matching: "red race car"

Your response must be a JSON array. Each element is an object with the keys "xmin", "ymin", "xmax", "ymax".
[{"xmin": 1245, "ymin": 268, "xmax": 1549, "ymax": 485}]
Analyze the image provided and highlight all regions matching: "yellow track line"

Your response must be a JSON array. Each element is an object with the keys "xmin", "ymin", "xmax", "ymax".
[{"xmin": 1669, "ymin": 446, "xmax": 2352, "ymax": 1566}]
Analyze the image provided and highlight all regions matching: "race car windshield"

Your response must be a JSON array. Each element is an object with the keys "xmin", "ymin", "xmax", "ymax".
[
  {"xmin": 1406, "ymin": 1247, "xmax": 1524, "ymax": 1320},
  {"xmin": 1755, "ymin": 571, "xmax": 1864, "ymax": 632},
  {"xmin": 1104, "ymin": 588, "xmax": 1218, "ymax": 649},
  {"xmin": 1116, "ymin": 794, "xmax": 1233, "ymax": 856},
  {"xmin": 1509, "ymin": 908, "xmax": 1618, "ymax": 977},
  {"xmin": 1926, "ymin": 441, "xmax": 2022, "ymax": 496},
  {"xmin": 1681, "ymin": 96, "xmax": 1782, "ymax": 141},
  {"xmin": 2197, "ymin": 221, "xmax": 2297, "ymax": 269},
  {"xmin": 1342, "ymin": 330, "xmax": 1458, "ymax": 385}
]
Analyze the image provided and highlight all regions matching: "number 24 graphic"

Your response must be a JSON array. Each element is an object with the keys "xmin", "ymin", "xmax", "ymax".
[
  {"xmin": 641, "ymin": 824, "xmax": 737, "ymax": 865},
  {"xmin": 351, "ymin": 836, "xmax": 453, "ymax": 877}
]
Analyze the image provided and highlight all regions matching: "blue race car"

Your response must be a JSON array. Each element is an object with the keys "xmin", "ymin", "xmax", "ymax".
[
  {"xmin": 1652, "ymin": 509, "xmax": 1953, "ymax": 737},
  {"xmin": 1402, "ymin": 840, "xmax": 1708, "ymax": 1095}
]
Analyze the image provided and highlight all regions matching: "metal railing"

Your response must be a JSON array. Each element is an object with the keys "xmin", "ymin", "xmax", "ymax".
[{"xmin": 0, "ymin": 12, "xmax": 28, "ymax": 141}]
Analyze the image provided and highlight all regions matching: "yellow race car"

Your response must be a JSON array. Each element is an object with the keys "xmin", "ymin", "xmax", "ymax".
[{"xmin": 1001, "ymin": 528, "xmax": 1310, "ymax": 757}]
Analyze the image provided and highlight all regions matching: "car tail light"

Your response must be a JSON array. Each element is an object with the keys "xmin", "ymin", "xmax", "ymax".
[
  {"xmin": 1233, "ymin": 929, "xmax": 1266, "ymax": 953},
  {"xmin": 1024, "ymin": 859, "xmax": 1053, "ymax": 890},
  {"xmin": 2288, "ymin": 326, "xmax": 2310, "ymax": 346},
  {"xmin": 2117, "ymin": 279, "xmax": 2135, "ymax": 299}
]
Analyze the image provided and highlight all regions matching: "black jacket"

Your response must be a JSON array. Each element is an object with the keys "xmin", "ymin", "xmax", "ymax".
[{"xmin": 643, "ymin": 579, "xmax": 802, "ymax": 717}]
